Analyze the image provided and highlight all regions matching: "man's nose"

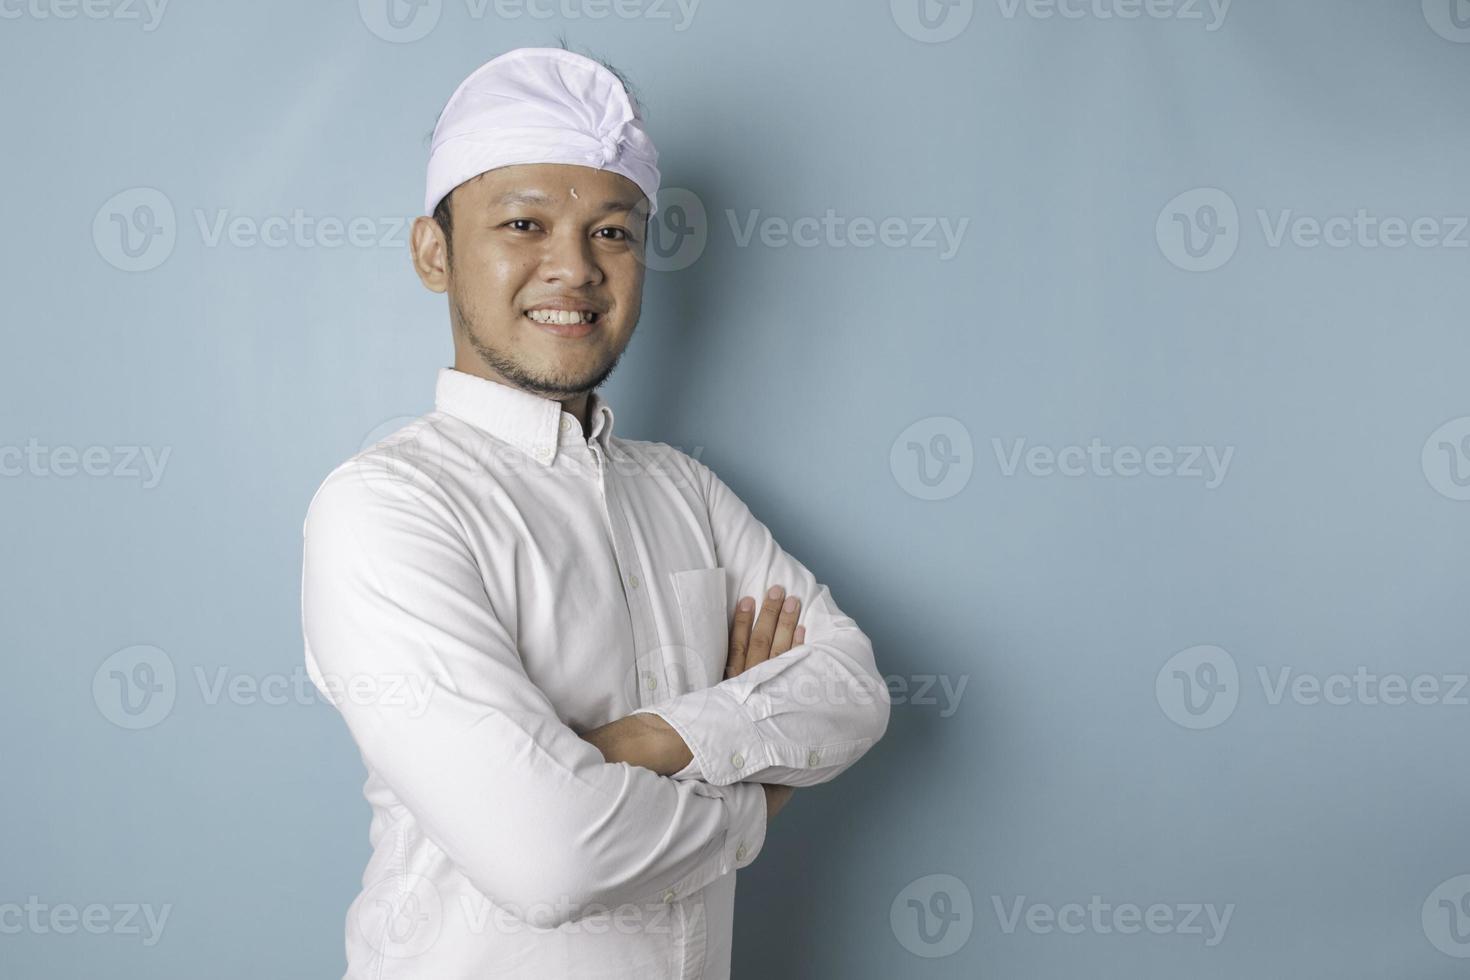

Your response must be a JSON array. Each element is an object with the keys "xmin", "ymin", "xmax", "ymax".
[{"xmin": 539, "ymin": 228, "xmax": 601, "ymax": 286}]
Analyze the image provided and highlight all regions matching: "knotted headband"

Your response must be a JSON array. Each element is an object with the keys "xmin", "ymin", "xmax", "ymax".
[{"xmin": 424, "ymin": 47, "xmax": 661, "ymax": 218}]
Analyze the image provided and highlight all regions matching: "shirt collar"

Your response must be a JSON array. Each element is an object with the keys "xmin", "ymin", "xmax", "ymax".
[{"xmin": 434, "ymin": 367, "xmax": 616, "ymax": 466}]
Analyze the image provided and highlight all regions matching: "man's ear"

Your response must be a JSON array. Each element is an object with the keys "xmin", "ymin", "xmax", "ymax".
[{"xmin": 410, "ymin": 216, "xmax": 450, "ymax": 293}]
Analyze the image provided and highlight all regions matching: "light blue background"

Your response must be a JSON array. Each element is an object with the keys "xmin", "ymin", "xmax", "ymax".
[{"xmin": 3, "ymin": 1, "xmax": 1469, "ymax": 976}]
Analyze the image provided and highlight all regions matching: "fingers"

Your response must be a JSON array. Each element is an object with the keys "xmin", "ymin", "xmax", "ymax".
[
  {"xmin": 745, "ymin": 586, "xmax": 800, "ymax": 672},
  {"xmin": 725, "ymin": 596, "xmax": 755, "ymax": 679},
  {"xmin": 794, "ymin": 625, "xmax": 806, "ymax": 645},
  {"xmin": 769, "ymin": 593, "xmax": 801, "ymax": 657}
]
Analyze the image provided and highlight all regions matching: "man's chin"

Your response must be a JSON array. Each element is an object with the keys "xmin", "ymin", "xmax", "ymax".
[{"xmin": 496, "ymin": 354, "xmax": 619, "ymax": 398}]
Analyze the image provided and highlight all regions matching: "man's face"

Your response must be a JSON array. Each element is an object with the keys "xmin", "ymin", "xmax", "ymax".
[{"xmin": 412, "ymin": 162, "xmax": 649, "ymax": 398}]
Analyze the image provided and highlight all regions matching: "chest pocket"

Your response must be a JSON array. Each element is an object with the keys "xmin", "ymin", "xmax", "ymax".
[{"xmin": 668, "ymin": 567, "xmax": 728, "ymax": 693}]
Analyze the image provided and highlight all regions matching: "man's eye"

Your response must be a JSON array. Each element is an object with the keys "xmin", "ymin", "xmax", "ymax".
[
  {"xmin": 504, "ymin": 219, "xmax": 539, "ymax": 232},
  {"xmin": 595, "ymin": 227, "xmax": 631, "ymax": 241}
]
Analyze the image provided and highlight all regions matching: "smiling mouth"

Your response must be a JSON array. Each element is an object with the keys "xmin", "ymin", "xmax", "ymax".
[
  {"xmin": 523, "ymin": 309, "xmax": 601, "ymax": 338},
  {"xmin": 524, "ymin": 309, "xmax": 600, "ymax": 326}
]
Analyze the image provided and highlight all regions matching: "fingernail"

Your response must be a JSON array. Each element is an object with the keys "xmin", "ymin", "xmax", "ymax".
[
  {"xmin": 738, "ymin": 597, "xmax": 754, "ymax": 612},
  {"xmin": 767, "ymin": 585, "xmax": 783, "ymax": 600},
  {"xmin": 782, "ymin": 596, "xmax": 798, "ymax": 613}
]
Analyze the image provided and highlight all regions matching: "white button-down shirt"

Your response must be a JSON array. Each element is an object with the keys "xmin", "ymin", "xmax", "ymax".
[{"xmin": 301, "ymin": 367, "xmax": 889, "ymax": 978}]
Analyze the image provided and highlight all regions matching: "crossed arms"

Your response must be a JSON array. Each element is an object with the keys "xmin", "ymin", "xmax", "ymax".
[{"xmin": 301, "ymin": 452, "xmax": 889, "ymax": 929}]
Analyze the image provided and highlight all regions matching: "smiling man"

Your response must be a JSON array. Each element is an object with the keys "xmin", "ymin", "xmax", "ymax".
[{"xmin": 300, "ymin": 45, "xmax": 889, "ymax": 979}]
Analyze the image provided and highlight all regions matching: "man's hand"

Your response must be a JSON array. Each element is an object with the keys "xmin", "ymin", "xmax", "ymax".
[
  {"xmin": 727, "ymin": 586, "xmax": 805, "ymax": 824},
  {"xmin": 725, "ymin": 585, "xmax": 806, "ymax": 679},
  {"xmin": 763, "ymin": 783, "xmax": 795, "ymax": 819}
]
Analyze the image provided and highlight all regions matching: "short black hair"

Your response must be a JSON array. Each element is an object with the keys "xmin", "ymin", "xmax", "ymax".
[{"xmin": 430, "ymin": 37, "xmax": 647, "ymax": 262}]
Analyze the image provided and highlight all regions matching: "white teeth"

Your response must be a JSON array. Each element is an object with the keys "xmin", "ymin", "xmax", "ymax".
[{"xmin": 526, "ymin": 309, "xmax": 595, "ymax": 325}]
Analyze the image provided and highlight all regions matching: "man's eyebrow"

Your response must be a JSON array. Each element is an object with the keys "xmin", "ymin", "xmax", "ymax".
[{"xmin": 491, "ymin": 190, "xmax": 645, "ymax": 213}]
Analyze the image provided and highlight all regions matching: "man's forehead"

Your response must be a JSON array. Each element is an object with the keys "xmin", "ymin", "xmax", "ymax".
[{"xmin": 465, "ymin": 165, "xmax": 648, "ymax": 211}]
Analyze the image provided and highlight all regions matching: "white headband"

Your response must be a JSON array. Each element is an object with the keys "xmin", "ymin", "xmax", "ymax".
[{"xmin": 424, "ymin": 47, "xmax": 661, "ymax": 218}]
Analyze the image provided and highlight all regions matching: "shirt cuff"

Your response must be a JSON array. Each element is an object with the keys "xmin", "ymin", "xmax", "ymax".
[
  {"xmin": 631, "ymin": 686, "xmax": 769, "ymax": 787},
  {"xmin": 712, "ymin": 780, "xmax": 766, "ymax": 873}
]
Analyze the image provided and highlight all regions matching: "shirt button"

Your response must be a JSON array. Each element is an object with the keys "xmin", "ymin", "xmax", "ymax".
[
  {"xmin": 730, "ymin": 752, "xmax": 744, "ymax": 769},
  {"xmin": 534, "ymin": 445, "xmax": 552, "ymax": 462},
  {"xmin": 736, "ymin": 842, "xmax": 749, "ymax": 862},
  {"xmin": 628, "ymin": 574, "xmax": 640, "ymax": 589},
  {"xmin": 560, "ymin": 416, "xmax": 573, "ymax": 433},
  {"xmin": 643, "ymin": 672, "xmax": 658, "ymax": 691},
  {"xmin": 807, "ymin": 749, "xmax": 821, "ymax": 767},
  {"xmin": 662, "ymin": 889, "xmax": 676, "ymax": 904}
]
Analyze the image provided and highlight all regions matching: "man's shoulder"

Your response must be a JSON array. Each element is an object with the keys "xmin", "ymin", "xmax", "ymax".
[{"xmin": 303, "ymin": 412, "xmax": 461, "ymax": 534}]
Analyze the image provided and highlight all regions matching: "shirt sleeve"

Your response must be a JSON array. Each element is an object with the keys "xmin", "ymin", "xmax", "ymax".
[
  {"xmin": 300, "ymin": 456, "xmax": 766, "ymax": 930},
  {"xmin": 629, "ymin": 456, "xmax": 891, "ymax": 788}
]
